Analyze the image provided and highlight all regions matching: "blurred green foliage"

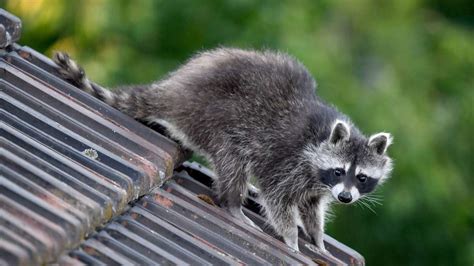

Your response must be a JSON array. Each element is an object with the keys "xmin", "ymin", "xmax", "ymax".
[{"xmin": 3, "ymin": 0, "xmax": 472, "ymax": 264}]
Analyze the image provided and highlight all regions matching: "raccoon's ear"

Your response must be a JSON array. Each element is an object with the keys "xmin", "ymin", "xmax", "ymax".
[
  {"xmin": 368, "ymin": 132, "xmax": 393, "ymax": 155},
  {"xmin": 329, "ymin": 120, "xmax": 351, "ymax": 144}
]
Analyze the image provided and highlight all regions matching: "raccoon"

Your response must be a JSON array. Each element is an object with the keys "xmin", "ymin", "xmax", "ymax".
[{"xmin": 53, "ymin": 48, "xmax": 393, "ymax": 253}]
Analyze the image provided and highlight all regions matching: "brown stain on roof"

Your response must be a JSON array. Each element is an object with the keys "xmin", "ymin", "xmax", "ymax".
[{"xmin": 153, "ymin": 194, "xmax": 173, "ymax": 208}]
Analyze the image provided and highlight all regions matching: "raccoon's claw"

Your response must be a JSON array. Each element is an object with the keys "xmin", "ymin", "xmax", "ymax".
[
  {"xmin": 284, "ymin": 236, "xmax": 300, "ymax": 252},
  {"xmin": 226, "ymin": 207, "xmax": 263, "ymax": 232},
  {"xmin": 305, "ymin": 242, "xmax": 332, "ymax": 257},
  {"xmin": 52, "ymin": 52, "xmax": 85, "ymax": 84}
]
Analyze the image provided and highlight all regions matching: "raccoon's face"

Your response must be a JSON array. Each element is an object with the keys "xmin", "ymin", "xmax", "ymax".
[{"xmin": 304, "ymin": 120, "xmax": 393, "ymax": 204}]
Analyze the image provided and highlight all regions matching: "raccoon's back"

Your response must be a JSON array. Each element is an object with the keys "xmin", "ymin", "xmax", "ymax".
[
  {"xmin": 160, "ymin": 49, "xmax": 316, "ymax": 127},
  {"xmin": 153, "ymin": 48, "xmax": 319, "ymax": 157}
]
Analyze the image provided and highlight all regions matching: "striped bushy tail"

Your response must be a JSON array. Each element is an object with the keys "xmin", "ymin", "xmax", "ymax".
[
  {"xmin": 53, "ymin": 52, "xmax": 159, "ymax": 121},
  {"xmin": 53, "ymin": 52, "xmax": 117, "ymax": 106}
]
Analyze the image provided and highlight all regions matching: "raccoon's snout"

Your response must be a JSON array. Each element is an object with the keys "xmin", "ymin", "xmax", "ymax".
[
  {"xmin": 338, "ymin": 191, "xmax": 352, "ymax": 203},
  {"xmin": 331, "ymin": 183, "xmax": 360, "ymax": 204}
]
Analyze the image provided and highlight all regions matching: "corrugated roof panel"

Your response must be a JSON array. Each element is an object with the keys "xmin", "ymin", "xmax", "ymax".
[
  {"xmin": 177, "ymin": 162, "xmax": 365, "ymax": 264},
  {"xmin": 63, "ymin": 163, "xmax": 365, "ymax": 265},
  {"xmin": 0, "ymin": 8, "xmax": 185, "ymax": 264}
]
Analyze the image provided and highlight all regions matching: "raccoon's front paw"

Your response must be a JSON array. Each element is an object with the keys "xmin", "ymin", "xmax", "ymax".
[
  {"xmin": 306, "ymin": 240, "xmax": 332, "ymax": 256},
  {"xmin": 52, "ymin": 52, "xmax": 85, "ymax": 84},
  {"xmin": 283, "ymin": 235, "xmax": 300, "ymax": 252},
  {"xmin": 226, "ymin": 206, "xmax": 263, "ymax": 232}
]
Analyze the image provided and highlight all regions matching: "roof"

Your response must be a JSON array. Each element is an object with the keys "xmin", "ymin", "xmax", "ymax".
[{"xmin": 0, "ymin": 8, "xmax": 364, "ymax": 266}]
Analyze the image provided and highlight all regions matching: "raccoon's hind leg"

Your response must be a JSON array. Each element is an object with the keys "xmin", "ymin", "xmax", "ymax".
[
  {"xmin": 53, "ymin": 52, "xmax": 116, "ymax": 105},
  {"xmin": 213, "ymin": 157, "xmax": 262, "ymax": 231},
  {"xmin": 262, "ymin": 198, "xmax": 299, "ymax": 251}
]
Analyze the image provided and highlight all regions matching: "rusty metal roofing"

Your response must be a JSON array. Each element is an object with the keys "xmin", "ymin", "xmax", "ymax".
[
  {"xmin": 0, "ymin": 8, "xmax": 364, "ymax": 265},
  {"xmin": 57, "ymin": 162, "xmax": 364, "ymax": 265}
]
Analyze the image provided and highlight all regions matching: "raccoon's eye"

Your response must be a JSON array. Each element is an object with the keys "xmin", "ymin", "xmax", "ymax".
[
  {"xmin": 334, "ymin": 168, "xmax": 345, "ymax": 177},
  {"xmin": 357, "ymin": 174, "xmax": 367, "ymax": 183}
]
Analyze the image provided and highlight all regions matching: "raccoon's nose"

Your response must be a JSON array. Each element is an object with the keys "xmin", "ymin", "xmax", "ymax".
[{"xmin": 338, "ymin": 191, "xmax": 352, "ymax": 203}]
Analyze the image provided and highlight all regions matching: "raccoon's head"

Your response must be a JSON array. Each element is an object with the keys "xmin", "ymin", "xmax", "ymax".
[{"xmin": 304, "ymin": 119, "xmax": 393, "ymax": 204}]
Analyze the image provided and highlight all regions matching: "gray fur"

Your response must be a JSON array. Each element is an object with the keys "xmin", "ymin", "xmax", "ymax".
[{"xmin": 53, "ymin": 48, "xmax": 393, "ymax": 252}]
